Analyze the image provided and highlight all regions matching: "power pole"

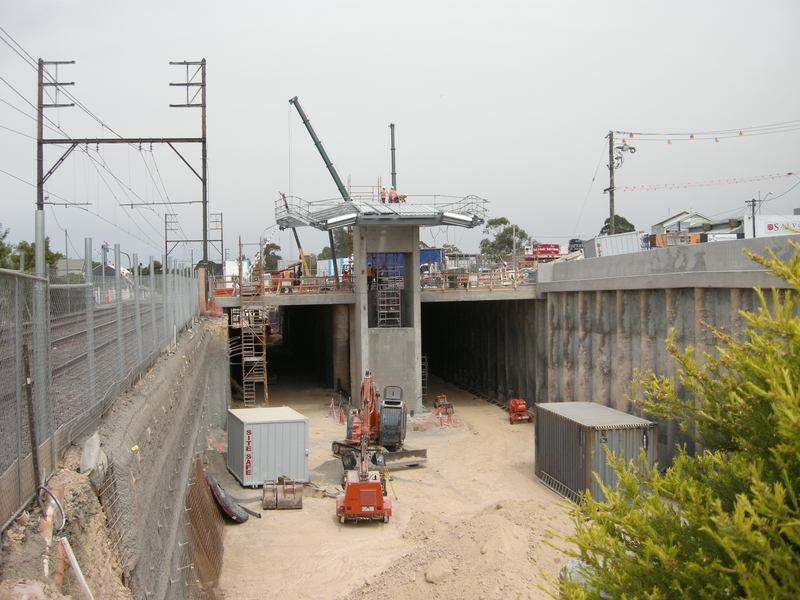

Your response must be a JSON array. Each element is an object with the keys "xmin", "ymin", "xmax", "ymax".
[
  {"xmin": 390, "ymin": 123, "xmax": 396, "ymax": 190},
  {"xmin": 607, "ymin": 130, "xmax": 616, "ymax": 235},
  {"xmin": 747, "ymin": 198, "xmax": 757, "ymax": 238},
  {"xmin": 170, "ymin": 60, "xmax": 208, "ymax": 267},
  {"xmin": 604, "ymin": 131, "xmax": 636, "ymax": 236}
]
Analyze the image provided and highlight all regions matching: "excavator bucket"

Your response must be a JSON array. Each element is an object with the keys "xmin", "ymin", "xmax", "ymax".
[
  {"xmin": 263, "ymin": 477, "xmax": 303, "ymax": 510},
  {"xmin": 382, "ymin": 446, "xmax": 427, "ymax": 469}
]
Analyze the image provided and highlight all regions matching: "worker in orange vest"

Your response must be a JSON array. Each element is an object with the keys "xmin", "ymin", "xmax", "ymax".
[
  {"xmin": 389, "ymin": 187, "xmax": 397, "ymax": 203},
  {"xmin": 379, "ymin": 186, "xmax": 387, "ymax": 203}
]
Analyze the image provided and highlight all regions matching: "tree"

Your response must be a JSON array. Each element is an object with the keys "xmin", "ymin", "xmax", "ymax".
[
  {"xmin": 479, "ymin": 217, "xmax": 532, "ymax": 260},
  {"xmin": 0, "ymin": 223, "xmax": 14, "ymax": 269},
  {"xmin": 139, "ymin": 260, "xmax": 162, "ymax": 276},
  {"xmin": 318, "ymin": 246, "xmax": 333, "ymax": 260},
  {"xmin": 261, "ymin": 243, "xmax": 282, "ymax": 271},
  {"xmin": 599, "ymin": 214, "xmax": 635, "ymax": 235},
  {"xmin": 553, "ymin": 241, "xmax": 800, "ymax": 599},
  {"xmin": 15, "ymin": 238, "xmax": 63, "ymax": 274},
  {"xmin": 332, "ymin": 227, "xmax": 350, "ymax": 258}
]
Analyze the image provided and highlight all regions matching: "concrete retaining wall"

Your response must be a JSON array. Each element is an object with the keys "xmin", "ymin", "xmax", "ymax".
[{"xmin": 424, "ymin": 236, "xmax": 800, "ymax": 466}]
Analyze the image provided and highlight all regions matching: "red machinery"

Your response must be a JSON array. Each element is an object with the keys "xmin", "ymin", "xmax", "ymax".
[
  {"xmin": 509, "ymin": 398, "xmax": 532, "ymax": 424},
  {"xmin": 336, "ymin": 373, "xmax": 392, "ymax": 523}
]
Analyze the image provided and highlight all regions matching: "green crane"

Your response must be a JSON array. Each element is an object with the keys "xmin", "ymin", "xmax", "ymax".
[{"xmin": 289, "ymin": 96, "xmax": 351, "ymax": 285}]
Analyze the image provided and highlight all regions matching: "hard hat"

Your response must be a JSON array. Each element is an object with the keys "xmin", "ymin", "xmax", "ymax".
[
  {"xmin": 381, "ymin": 186, "xmax": 385, "ymax": 190},
  {"xmin": 391, "ymin": 186, "xmax": 395, "ymax": 189}
]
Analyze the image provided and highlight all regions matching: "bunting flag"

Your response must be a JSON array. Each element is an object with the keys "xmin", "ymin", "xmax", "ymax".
[{"xmin": 616, "ymin": 172, "xmax": 795, "ymax": 193}]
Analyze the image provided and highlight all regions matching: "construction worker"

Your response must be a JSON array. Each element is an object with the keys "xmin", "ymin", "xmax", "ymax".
[
  {"xmin": 379, "ymin": 186, "xmax": 387, "ymax": 203},
  {"xmin": 367, "ymin": 262, "xmax": 375, "ymax": 289},
  {"xmin": 389, "ymin": 186, "xmax": 397, "ymax": 203},
  {"xmin": 398, "ymin": 194, "xmax": 407, "ymax": 203}
]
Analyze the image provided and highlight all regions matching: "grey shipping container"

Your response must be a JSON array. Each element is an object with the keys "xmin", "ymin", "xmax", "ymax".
[
  {"xmin": 534, "ymin": 402, "xmax": 657, "ymax": 502},
  {"xmin": 227, "ymin": 407, "xmax": 309, "ymax": 487}
]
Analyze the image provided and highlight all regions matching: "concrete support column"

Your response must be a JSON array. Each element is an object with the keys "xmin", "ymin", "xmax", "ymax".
[{"xmin": 332, "ymin": 304, "xmax": 350, "ymax": 394}]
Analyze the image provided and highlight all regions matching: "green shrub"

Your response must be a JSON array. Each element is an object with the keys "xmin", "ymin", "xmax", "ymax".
[{"xmin": 550, "ymin": 240, "xmax": 800, "ymax": 599}]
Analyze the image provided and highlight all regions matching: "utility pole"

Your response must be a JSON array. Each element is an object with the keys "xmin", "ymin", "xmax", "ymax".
[
  {"xmin": 604, "ymin": 131, "xmax": 636, "ymax": 236},
  {"xmin": 390, "ymin": 123, "xmax": 396, "ymax": 190},
  {"xmin": 747, "ymin": 198, "xmax": 758, "ymax": 238},
  {"xmin": 170, "ymin": 60, "xmax": 208, "ymax": 267},
  {"xmin": 607, "ymin": 130, "xmax": 616, "ymax": 235}
]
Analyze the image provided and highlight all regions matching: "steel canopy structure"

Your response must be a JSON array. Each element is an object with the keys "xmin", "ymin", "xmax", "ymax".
[{"xmin": 275, "ymin": 195, "xmax": 488, "ymax": 231}]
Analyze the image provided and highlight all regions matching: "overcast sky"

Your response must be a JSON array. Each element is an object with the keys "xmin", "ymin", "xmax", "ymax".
[{"xmin": 2, "ymin": 1, "xmax": 799, "ymax": 266}]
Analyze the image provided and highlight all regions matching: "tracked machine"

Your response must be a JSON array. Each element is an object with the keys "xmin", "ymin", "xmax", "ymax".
[
  {"xmin": 336, "ymin": 372, "xmax": 393, "ymax": 523},
  {"xmin": 331, "ymin": 380, "xmax": 427, "ymax": 469}
]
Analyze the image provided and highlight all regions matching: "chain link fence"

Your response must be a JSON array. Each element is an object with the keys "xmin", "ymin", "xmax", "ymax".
[{"xmin": 0, "ymin": 245, "xmax": 199, "ymax": 534}]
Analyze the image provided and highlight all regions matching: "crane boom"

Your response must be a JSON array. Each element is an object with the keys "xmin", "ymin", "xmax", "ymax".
[{"xmin": 288, "ymin": 96, "xmax": 350, "ymax": 203}]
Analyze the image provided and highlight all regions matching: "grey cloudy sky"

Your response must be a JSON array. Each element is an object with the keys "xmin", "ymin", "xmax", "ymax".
[{"xmin": 2, "ymin": 1, "xmax": 799, "ymax": 265}]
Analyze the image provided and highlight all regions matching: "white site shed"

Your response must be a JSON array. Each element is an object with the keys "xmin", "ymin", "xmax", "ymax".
[{"xmin": 227, "ymin": 407, "xmax": 309, "ymax": 487}]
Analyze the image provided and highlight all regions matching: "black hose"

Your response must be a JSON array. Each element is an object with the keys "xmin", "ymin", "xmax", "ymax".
[
  {"xmin": 238, "ymin": 504, "xmax": 262, "ymax": 518},
  {"xmin": 37, "ymin": 486, "xmax": 66, "ymax": 533}
]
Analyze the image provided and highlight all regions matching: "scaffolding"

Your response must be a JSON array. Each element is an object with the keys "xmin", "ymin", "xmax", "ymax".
[{"xmin": 231, "ymin": 237, "xmax": 269, "ymax": 407}]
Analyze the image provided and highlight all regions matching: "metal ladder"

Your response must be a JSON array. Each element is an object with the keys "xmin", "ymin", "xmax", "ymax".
[{"xmin": 421, "ymin": 355, "xmax": 428, "ymax": 398}]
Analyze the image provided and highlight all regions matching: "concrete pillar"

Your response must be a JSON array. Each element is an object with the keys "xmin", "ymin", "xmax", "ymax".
[{"xmin": 332, "ymin": 304, "xmax": 350, "ymax": 394}]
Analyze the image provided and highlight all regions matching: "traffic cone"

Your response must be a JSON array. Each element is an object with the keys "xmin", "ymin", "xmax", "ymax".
[
  {"xmin": 328, "ymin": 398, "xmax": 334, "ymax": 418},
  {"xmin": 339, "ymin": 403, "xmax": 345, "ymax": 425}
]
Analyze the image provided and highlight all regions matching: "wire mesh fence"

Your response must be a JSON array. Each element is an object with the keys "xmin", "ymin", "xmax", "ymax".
[{"xmin": 0, "ymin": 248, "xmax": 199, "ymax": 534}]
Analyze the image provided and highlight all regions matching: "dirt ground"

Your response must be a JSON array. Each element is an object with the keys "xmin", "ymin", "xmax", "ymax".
[
  {"xmin": 0, "ymin": 327, "xmax": 576, "ymax": 600},
  {"xmin": 212, "ymin": 359, "xmax": 575, "ymax": 600}
]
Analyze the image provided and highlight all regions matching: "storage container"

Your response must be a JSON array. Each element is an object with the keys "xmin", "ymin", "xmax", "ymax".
[
  {"xmin": 582, "ymin": 231, "xmax": 645, "ymax": 258},
  {"xmin": 227, "ymin": 407, "xmax": 309, "ymax": 487},
  {"xmin": 534, "ymin": 402, "xmax": 657, "ymax": 502}
]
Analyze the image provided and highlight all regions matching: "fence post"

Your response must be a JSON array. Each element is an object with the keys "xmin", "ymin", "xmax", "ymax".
[
  {"xmin": 150, "ymin": 256, "xmax": 157, "ymax": 353},
  {"xmin": 15, "ymin": 252, "xmax": 24, "ymax": 503},
  {"xmin": 32, "ymin": 211, "xmax": 50, "ymax": 479},
  {"xmin": 163, "ymin": 254, "xmax": 169, "ymax": 346},
  {"xmin": 115, "ymin": 245, "xmax": 125, "ymax": 382},
  {"xmin": 134, "ymin": 253, "xmax": 143, "ymax": 364},
  {"xmin": 85, "ymin": 239, "xmax": 96, "ymax": 406}
]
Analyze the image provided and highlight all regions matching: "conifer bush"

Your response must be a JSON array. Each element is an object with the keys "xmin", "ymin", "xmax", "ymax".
[{"xmin": 552, "ymin": 240, "xmax": 800, "ymax": 599}]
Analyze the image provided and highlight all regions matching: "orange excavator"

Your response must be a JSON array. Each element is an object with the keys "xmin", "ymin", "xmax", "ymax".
[{"xmin": 336, "ymin": 372, "xmax": 392, "ymax": 523}]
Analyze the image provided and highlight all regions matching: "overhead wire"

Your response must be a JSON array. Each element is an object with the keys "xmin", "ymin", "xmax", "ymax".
[
  {"xmin": 572, "ymin": 137, "xmax": 608, "ymax": 238},
  {"xmin": 1, "ymin": 27, "xmax": 210, "ymax": 257}
]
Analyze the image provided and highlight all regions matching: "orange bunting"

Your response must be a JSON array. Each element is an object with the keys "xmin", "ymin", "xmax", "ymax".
[{"xmin": 690, "ymin": 134, "xmax": 695, "ymax": 140}]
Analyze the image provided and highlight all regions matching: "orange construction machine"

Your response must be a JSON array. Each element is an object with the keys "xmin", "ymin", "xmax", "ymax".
[
  {"xmin": 331, "ymin": 383, "xmax": 426, "ymax": 469},
  {"xmin": 336, "ymin": 372, "xmax": 392, "ymax": 523},
  {"xmin": 509, "ymin": 398, "xmax": 532, "ymax": 424}
]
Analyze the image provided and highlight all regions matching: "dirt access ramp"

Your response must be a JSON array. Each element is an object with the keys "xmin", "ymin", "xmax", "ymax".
[{"xmin": 216, "ymin": 377, "xmax": 573, "ymax": 600}]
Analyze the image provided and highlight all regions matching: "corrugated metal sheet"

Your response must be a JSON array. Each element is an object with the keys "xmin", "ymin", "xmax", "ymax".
[
  {"xmin": 227, "ymin": 407, "xmax": 309, "ymax": 487},
  {"xmin": 535, "ymin": 402, "xmax": 657, "ymax": 502}
]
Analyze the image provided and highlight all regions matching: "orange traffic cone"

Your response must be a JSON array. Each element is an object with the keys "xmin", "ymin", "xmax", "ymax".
[{"xmin": 339, "ymin": 403, "xmax": 346, "ymax": 425}]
